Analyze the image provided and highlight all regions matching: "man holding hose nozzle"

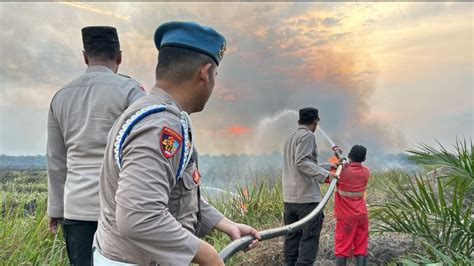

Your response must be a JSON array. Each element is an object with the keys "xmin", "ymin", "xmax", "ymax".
[{"xmin": 282, "ymin": 107, "xmax": 339, "ymax": 266}]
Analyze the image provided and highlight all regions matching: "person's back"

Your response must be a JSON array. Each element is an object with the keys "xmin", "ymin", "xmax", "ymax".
[
  {"xmin": 333, "ymin": 145, "xmax": 370, "ymax": 266},
  {"xmin": 50, "ymin": 67, "xmax": 143, "ymax": 219},
  {"xmin": 46, "ymin": 26, "xmax": 144, "ymax": 266},
  {"xmin": 282, "ymin": 126, "xmax": 327, "ymax": 203},
  {"xmin": 334, "ymin": 161, "xmax": 370, "ymax": 220},
  {"xmin": 281, "ymin": 108, "xmax": 338, "ymax": 266}
]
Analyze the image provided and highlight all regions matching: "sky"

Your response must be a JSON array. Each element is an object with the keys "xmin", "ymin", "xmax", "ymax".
[{"xmin": 0, "ymin": 2, "xmax": 472, "ymax": 156}]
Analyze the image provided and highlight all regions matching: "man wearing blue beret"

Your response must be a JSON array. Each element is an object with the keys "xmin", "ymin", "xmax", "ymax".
[{"xmin": 93, "ymin": 21, "xmax": 260, "ymax": 265}]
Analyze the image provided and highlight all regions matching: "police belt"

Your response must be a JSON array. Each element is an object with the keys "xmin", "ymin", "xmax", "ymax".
[
  {"xmin": 93, "ymin": 247, "xmax": 138, "ymax": 266},
  {"xmin": 336, "ymin": 188, "xmax": 364, "ymax": 197}
]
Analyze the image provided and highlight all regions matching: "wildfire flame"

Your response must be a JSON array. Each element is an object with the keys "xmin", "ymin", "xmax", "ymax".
[{"xmin": 239, "ymin": 187, "xmax": 249, "ymax": 213}]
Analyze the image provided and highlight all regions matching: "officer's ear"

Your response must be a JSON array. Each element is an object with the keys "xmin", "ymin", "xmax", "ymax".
[
  {"xmin": 116, "ymin": 51, "xmax": 122, "ymax": 65},
  {"xmin": 198, "ymin": 63, "xmax": 213, "ymax": 84},
  {"xmin": 83, "ymin": 51, "xmax": 89, "ymax": 65}
]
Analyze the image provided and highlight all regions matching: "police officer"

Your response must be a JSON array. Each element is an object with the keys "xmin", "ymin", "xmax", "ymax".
[
  {"xmin": 282, "ymin": 107, "xmax": 338, "ymax": 266},
  {"xmin": 93, "ymin": 21, "xmax": 260, "ymax": 265},
  {"xmin": 47, "ymin": 26, "xmax": 144, "ymax": 265}
]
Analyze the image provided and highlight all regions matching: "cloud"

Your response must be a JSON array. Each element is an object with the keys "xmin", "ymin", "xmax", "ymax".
[
  {"xmin": 58, "ymin": 2, "xmax": 131, "ymax": 20},
  {"xmin": 363, "ymin": 19, "xmax": 376, "ymax": 27},
  {"xmin": 212, "ymin": 86, "xmax": 252, "ymax": 102},
  {"xmin": 0, "ymin": 2, "xmax": 471, "ymax": 156},
  {"xmin": 329, "ymin": 32, "xmax": 351, "ymax": 41},
  {"xmin": 322, "ymin": 17, "xmax": 341, "ymax": 27}
]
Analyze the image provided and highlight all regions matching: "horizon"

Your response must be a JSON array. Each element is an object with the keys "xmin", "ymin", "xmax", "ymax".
[
  {"xmin": 0, "ymin": 151, "xmax": 417, "ymax": 172},
  {"xmin": 0, "ymin": 2, "xmax": 472, "ymax": 156}
]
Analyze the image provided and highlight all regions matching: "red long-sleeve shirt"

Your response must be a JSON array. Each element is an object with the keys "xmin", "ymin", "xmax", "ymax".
[{"xmin": 334, "ymin": 162, "xmax": 370, "ymax": 220}]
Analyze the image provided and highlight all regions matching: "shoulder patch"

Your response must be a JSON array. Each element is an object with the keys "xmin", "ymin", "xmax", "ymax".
[{"xmin": 161, "ymin": 127, "xmax": 183, "ymax": 158}]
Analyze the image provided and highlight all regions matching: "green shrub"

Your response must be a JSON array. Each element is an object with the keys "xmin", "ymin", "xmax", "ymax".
[{"xmin": 372, "ymin": 139, "xmax": 473, "ymax": 264}]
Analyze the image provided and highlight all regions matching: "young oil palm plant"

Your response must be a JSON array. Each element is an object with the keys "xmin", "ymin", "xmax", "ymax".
[
  {"xmin": 372, "ymin": 139, "xmax": 473, "ymax": 264},
  {"xmin": 408, "ymin": 138, "xmax": 473, "ymax": 189}
]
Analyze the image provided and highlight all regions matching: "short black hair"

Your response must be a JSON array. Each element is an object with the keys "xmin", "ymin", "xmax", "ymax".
[
  {"xmin": 84, "ymin": 42, "xmax": 120, "ymax": 61},
  {"xmin": 348, "ymin": 144, "xmax": 367, "ymax": 163},
  {"xmin": 155, "ymin": 46, "xmax": 216, "ymax": 83}
]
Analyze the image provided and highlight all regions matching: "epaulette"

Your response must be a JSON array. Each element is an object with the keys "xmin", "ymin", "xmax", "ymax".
[{"xmin": 118, "ymin": 73, "xmax": 131, "ymax": 79}]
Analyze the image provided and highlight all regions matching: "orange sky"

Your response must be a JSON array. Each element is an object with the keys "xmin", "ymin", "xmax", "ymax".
[{"xmin": 0, "ymin": 2, "xmax": 472, "ymax": 155}]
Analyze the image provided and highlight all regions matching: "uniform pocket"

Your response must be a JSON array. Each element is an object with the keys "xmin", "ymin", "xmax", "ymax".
[
  {"xmin": 176, "ymin": 164, "xmax": 199, "ymax": 219},
  {"xmin": 182, "ymin": 169, "xmax": 199, "ymax": 190}
]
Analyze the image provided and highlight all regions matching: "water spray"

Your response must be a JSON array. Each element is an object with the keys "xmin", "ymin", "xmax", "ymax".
[
  {"xmin": 218, "ymin": 128, "xmax": 347, "ymax": 262},
  {"xmin": 202, "ymin": 186, "xmax": 240, "ymax": 198}
]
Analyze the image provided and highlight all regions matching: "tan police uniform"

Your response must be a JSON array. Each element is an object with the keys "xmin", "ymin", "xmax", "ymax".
[
  {"xmin": 93, "ymin": 87, "xmax": 224, "ymax": 265},
  {"xmin": 282, "ymin": 120, "xmax": 332, "ymax": 265},
  {"xmin": 282, "ymin": 125, "xmax": 331, "ymax": 203},
  {"xmin": 47, "ymin": 65, "xmax": 144, "ymax": 221}
]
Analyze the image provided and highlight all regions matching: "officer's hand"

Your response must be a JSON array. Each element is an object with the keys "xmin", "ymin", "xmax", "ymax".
[
  {"xmin": 337, "ymin": 157, "xmax": 345, "ymax": 166},
  {"xmin": 215, "ymin": 218, "xmax": 261, "ymax": 251},
  {"xmin": 331, "ymin": 158, "xmax": 345, "ymax": 169},
  {"xmin": 48, "ymin": 216, "xmax": 62, "ymax": 234},
  {"xmin": 192, "ymin": 240, "xmax": 224, "ymax": 266},
  {"xmin": 328, "ymin": 173, "xmax": 339, "ymax": 181},
  {"xmin": 229, "ymin": 223, "xmax": 260, "ymax": 251}
]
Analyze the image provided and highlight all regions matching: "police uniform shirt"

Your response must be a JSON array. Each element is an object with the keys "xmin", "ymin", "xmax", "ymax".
[
  {"xmin": 282, "ymin": 125, "xmax": 331, "ymax": 203},
  {"xmin": 47, "ymin": 65, "xmax": 145, "ymax": 221},
  {"xmin": 94, "ymin": 87, "xmax": 224, "ymax": 265}
]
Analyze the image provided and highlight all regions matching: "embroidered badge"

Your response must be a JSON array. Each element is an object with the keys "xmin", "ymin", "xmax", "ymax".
[
  {"xmin": 192, "ymin": 169, "xmax": 201, "ymax": 184},
  {"xmin": 161, "ymin": 127, "xmax": 182, "ymax": 158}
]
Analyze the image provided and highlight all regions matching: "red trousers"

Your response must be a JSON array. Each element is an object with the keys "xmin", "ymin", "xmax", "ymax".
[{"xmin": 334, "ymin": 217, "xmax": 368, "ymax": 257}]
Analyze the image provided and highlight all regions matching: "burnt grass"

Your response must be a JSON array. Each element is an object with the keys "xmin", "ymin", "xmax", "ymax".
[
  {"xmin": 233, "ymin": 217, "xmax": 415, "ymax": 265},
  {"xmin": 224, "ymin": 170, "xmax": 418, "ymax": 265}
]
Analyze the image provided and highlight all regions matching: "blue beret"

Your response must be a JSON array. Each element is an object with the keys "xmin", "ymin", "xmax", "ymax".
[{"xmin": 154, "ymin": 21, "xmax": 226, "ymax": 66}]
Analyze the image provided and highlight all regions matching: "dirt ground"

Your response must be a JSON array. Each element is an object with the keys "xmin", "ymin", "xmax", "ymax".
[{"xmin": 232, "ymin": 217, "xmax": 415, "ymax": 265}]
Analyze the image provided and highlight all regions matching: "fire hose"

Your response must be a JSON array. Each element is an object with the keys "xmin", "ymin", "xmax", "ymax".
[{"xmin": 218, "ymin": 145, "xmax": 347, "ymax": 262}]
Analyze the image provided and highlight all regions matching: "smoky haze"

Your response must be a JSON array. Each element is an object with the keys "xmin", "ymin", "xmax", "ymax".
[{"xmin": 0, "ymin": 2, "xmax": 471, "ymax": 156}]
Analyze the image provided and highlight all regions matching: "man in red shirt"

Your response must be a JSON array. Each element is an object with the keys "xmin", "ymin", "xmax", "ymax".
[{"xmin": 333, "ymin": 145, "xmax": 370, "ymax": 266}]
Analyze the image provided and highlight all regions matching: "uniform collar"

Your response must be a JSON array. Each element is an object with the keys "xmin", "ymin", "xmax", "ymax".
[
  {"xmin": 348, "ymin": 162, "xmax": 362, "ymax": 167},
  {"xmin": 298, "ymin": 125, "xmax": 310, "ymax": 131},
  {"xmin": 149, "ymin": 86, "xmax": 184, "ymax": 111},
  {"xmin": 85, "ymin": 65, "xmax": 115, "ymax": 74}
]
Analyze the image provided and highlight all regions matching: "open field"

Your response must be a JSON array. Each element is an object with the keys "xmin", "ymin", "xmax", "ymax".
[
  {"xmin": 0, "ymin": 169, "xmax": 420, "ymax": 265},
  {"xmin": 1, "ymin": 141, "xmax": 472, "ymax": 265}
]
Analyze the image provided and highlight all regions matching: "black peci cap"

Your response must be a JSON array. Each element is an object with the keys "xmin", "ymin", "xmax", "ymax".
[
  {"xmin": 299, "ymin": 107, "xmax": 319, "ymax": 124},
  {"xmin": 82, "ymin": 26, "xmax": 119, "ymax": 46}
]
